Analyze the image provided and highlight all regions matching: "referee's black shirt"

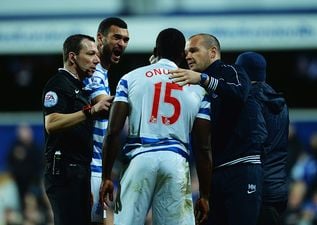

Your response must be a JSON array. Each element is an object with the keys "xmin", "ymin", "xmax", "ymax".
[{"xmin": 42, "ymin": 69, "xmax": 93, "ymax": 166}]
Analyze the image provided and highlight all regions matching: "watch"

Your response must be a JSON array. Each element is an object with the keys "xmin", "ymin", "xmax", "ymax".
[{"xmin": 200, "ymin": 73, "xmax": 208, "ymax": 86}]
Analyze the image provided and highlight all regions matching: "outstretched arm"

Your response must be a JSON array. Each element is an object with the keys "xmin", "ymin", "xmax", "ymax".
[
  {"xmin": 191, "ymin": 118, "xmax": 212, "ymax": 224},
  {"xmin": 99, "ymin": 101, "xmax": 129, "ymax": 208},
  {"xmin": 170, "ymin": 66, "xmax": 251, "ymax": 105}
]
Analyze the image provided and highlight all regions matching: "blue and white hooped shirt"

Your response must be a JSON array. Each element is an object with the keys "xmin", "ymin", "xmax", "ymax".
[{"xmin": 83, "ymin": 63, "xmax": 110, "ymax": 177}]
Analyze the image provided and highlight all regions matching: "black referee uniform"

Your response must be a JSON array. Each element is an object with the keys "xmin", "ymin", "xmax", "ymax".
[
  {"xmin": 42, "ymin": 69, "xmax": 93, "ymax": 225},
  {"xmin": 203, "ymin": 60, "xmax": 267, "ymax": 225}
]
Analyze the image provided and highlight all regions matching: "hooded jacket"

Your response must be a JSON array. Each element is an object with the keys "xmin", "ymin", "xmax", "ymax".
[{"xmin": 252, "ymin": 82, "xmax": 289, "ymax": 202}]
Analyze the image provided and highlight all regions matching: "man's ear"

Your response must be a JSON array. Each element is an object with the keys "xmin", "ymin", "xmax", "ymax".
[
  {"xmin": 97, "ymin": 32, "xmax": 103, "ymax": 48},
  {"xmin": 153, "ymin": 47, "xmax": 158, "ymax": 57},
  {"xmin": 69, "ymin": 52, "xmax": 76, "ymax": 64},
  {"xmin": 209, "ymin": 46, "xmax": 217, "ymax": 59}
]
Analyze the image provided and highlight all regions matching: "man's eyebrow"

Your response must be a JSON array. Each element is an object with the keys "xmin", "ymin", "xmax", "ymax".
[
  {"xmin": 114, "ymin": 33, "xmax": 129, "ymax": 40},
  {"xmin": 187, "ymin": 46, "xmax": 198, "ymax": 52}
]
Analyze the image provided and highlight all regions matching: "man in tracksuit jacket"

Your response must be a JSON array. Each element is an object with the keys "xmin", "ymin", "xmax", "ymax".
[
  {"xmin": 236, "ymin": 52, "xmax": 289, "ymax": 225},
  {"xmin": 169, "ymin": 34, "xmax": 267, "ymax": 225}
]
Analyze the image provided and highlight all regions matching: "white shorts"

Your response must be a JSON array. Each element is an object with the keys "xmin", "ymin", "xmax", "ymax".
[
  {"xmin": 91, "ymin": 174, "xmax": 106, "ymax": 223},
  {"xmin": 114, "ymin": 151, "xmax": 195, "ymax": 225}
]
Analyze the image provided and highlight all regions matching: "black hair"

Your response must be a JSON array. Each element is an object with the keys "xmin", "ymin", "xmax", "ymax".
[
  {"xmin": 97, "ymin": 17, "xmax": 128, "ymax": 35},
  {"xmin": 63, "ymin": 34, "xmax": 95, "ymax": 62},
  {"xmin": 155, "ymin": 28, "xmax": 185, "ymax": 65}
]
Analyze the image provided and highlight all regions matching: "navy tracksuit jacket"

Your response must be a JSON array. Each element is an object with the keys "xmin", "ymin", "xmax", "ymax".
[
  {"xmin": 204, "ymin": 60, "xmax": 267, "ymax": 225},
  {"xmin": 203, "ymin": 60, "xmax": 267, "ymax": 168}
]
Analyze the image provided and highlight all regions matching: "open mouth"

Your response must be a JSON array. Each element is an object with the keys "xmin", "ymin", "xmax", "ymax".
[
  {"xmin": 112, "ymin": 48, "xmax": 122, "ymax": 62},
  {"xmin": 113, "ymin": 48, "xmax": 122, "ymax": 57}
]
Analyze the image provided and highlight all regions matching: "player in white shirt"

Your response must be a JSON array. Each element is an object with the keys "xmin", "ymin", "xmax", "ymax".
[
  {"xmin": 83, "ymin": 17, "xmax": 129, "ymax": 225},
  {"xmin": 100, "ymin": 28, "xmax": 212, "ymax": 225}
]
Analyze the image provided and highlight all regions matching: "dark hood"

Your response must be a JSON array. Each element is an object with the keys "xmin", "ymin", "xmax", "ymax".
[{"xmin": 253, "ymin": 82, "xmax": 286, "ymax": 114}]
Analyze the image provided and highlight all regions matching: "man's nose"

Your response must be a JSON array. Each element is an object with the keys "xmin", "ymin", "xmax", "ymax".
[
  {"xmin": 118, "ymin": 39, "xmax": 127, "ymax": 47},
  {"xmin": 94, "ymin": 55, "xmax": 100, "ymax": 64},
  {"xmin": 185, "ymin": 52, "xmax": 192, "ymax": 60}
]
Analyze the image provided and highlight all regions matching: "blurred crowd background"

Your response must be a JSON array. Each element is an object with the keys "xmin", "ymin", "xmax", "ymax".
[{"xmin": 1, "ymin": 0, "xmax": 317, "ymax": 224}]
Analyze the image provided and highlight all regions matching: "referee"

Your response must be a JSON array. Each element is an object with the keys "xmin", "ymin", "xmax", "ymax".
[{"xmin": 42, "ymin": 34, "xmax": 112, "ymax": 225}]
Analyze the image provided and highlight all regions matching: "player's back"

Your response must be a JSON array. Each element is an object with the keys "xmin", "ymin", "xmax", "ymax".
[{"xmin": 115, "ymin": 59, "xmax": 210, "ymax": 160}]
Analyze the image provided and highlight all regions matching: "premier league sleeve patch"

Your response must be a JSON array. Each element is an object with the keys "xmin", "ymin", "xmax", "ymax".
[{"xmin": 44, "ymin": 91, "xmax": 58, "ymax": 107}]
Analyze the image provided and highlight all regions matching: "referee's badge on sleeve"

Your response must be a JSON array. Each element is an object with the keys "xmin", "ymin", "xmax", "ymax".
[{"xmin": 44, "ymin": 91, "xmax": 58, "ymax": 107}]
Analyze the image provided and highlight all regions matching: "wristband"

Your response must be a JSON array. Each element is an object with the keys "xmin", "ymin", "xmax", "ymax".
[
  {"xmin": 82, "ymin": 104, "xmax": 92, "ymax": 118},
  {"xmin": 200, "ymin": 73, "xmax": 208, "ymax": 86}
]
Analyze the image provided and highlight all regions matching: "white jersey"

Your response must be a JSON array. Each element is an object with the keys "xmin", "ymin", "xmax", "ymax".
[
  {"xmin": 83, "ymin": 63, "xmax": 109, "ymax": 177},
  {"xmin": 115, "ymin": 59, "xmax": 210, "ymax": 161}
]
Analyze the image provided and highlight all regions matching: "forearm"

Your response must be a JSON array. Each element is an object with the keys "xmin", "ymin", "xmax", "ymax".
[
  {"xmin": 102, "ymin": 133, "xmax": 121, "ymax": 180},
  {"xmin": 192, "ymin": 118, "xmax": 212, "ymax": 199},
  {"xmin": 101, "ymin": 101, "xmax": 129, "ymax": 180},
  {"xmin": 195, "ymin": 149, "xmax": 212, "ymax": 199},
  {"xmin": 200, "ymin": 70, "xmax": 250, "ymax": 103},
  {"xmin": 45, "ymin": 111, "xmax": 86, "ymax": 134}
]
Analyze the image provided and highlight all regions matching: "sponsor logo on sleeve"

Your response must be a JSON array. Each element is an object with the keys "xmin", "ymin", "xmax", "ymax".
[{"xmin": 44, "ymin": 91, "xmax": 58, "ymax": 107}]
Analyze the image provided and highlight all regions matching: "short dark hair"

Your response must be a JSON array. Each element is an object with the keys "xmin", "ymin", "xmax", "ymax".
[
  {"xmin": 155, "ymin": 28, "xmax": 185, "ymax": 65},
  {"xmin": 63, "ymin": 34, "xmax": 95, "ymax": 62},
  {"xmin": 190, "ymin": 33, "xmax": 221, "ymax": 52},
  {"xmin": 97, "ymin": 17, "xmax": 128, "ymax": 35}
]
